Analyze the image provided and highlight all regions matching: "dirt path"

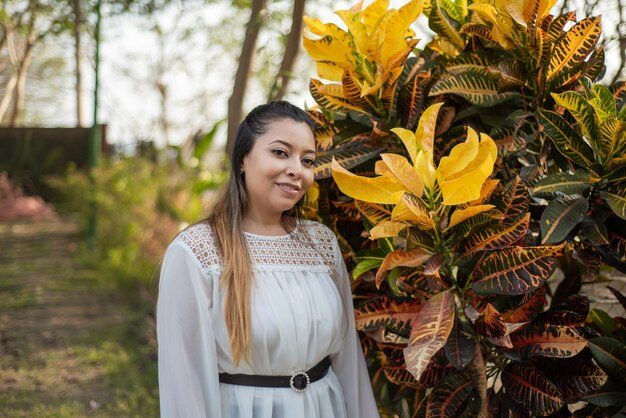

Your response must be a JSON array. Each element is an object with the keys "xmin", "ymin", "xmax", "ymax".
[{"xmin": 0, "ymin": 220, "xmax": 158, "ymax": 417}]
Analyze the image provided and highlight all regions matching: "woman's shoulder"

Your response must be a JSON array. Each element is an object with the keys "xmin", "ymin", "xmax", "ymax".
[
  {"xmin": 299, "ymin": 219, "xmax": 338, "ymax": 250},
  {"xmin": 172, "ymin": 222, "xmax": 222, "ymax": 270}
]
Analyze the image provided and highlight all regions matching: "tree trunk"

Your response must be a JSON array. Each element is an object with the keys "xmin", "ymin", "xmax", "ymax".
[
  {"xmin": 73, "ymin": 0, "xmax": 83, "ymax": 126},
  {"xmin": 9, "ymin": 15, "xmax": 36, "ymax": 128},
  {"xmin": 226, "ymin": 0, "xmax": 268, "ymax": 156},
  {"xmin": 268, "ymin": 0, "xmax": 306, "ymax": 101}
]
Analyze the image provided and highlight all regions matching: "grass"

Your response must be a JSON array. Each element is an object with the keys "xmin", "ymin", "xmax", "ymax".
[{"xmin": 0, "ymin": 220, "xmax": 160, "ymax": 417}]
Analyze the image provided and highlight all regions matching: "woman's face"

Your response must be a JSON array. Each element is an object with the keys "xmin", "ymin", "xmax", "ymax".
[{"xmin": 241, "ymin": 118, "xmax": 316, "ymax": 220}]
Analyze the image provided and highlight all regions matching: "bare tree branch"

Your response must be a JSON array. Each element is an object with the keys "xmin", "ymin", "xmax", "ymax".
[
  {"xmin": 268, "ymin": 0, "xmax": 306, "ymax": 101},
  {"xmin": 226, "ymin": 0, "xmax": 268, "ymax": 156}
]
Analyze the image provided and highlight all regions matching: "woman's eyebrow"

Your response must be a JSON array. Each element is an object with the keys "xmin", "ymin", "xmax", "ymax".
[{"xmin": 269, "ymin": 140, "xmax": 315, "ymax": 154}]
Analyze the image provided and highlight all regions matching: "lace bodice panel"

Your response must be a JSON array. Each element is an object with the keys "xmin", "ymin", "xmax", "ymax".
[{"xmin": 176, "ymin": 220, "xmax": 338, "ymax": 273}]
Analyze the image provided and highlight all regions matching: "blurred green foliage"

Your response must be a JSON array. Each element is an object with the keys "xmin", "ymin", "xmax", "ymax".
[{"xmin": 48, "ymin": 147, "xmax": 226, "ymax": 296}]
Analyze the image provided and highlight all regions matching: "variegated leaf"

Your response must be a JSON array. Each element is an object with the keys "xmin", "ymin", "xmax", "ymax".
[
  {"xmin": 354, "ymin": 200, "xmax": 392, "ymax": 224},
  {"xmin": 429, "ymin": 0, "xmax": 465, "ymax": 48},
  {"xmin": 444, "ymin": 315, "xmax": 475, "ymax": 370},
  {"xmin": 540, "ymin": 196, "xmax": 589, "ymax": 244},
  {"xmin": 461, "ymin": 213, "xmax": 530, "ymax": 256},
  {"xmin": 376, "ymin": 247, "xmax": 431, "ymax": 288},
  {"xmin": 472, "ymin": 245, "xmax": 565, "ymax": 295},
  {"xmin": 551, "ymin": 91, "xmax": 598, "ymax": 141},
  {"xmin": 540, "ymin": 358, "xmax": 608, "ymax": 402},
  {"xmin": 310, "ymin": 79, "xmax": 366, "ymax": 113},
  {"xmin": 474, "ymin": 303, "xmax": 506, "ymax": 338},
  {"xmin": 426, "ymin": 372, "xmax": 476, "ymax": 418},
  {"xmin": 314, "ymin": 146, "xmax": 383, "ymax": 180},
  {"xmin": 535, "ymin": 294, "xmax": 590, "ymax": 326},
  {"xmin": 403, "ymin": 291, "xmax": 455, "ymax": 381},
  {"xmin": 600, "ymin": 186, "xmax": 626, "ymax": 220},
  {"xmin": 492, "ymin": 176, "xmax": 529, "ymax": 225},
  {"xmin": 506, "ymin": 323, "xmax": 587, "ymax": 360},
  {"xmin": 539, "ymin": 109, "xmax": 596, "ymax": 167},
  {"xmin": 342, "ymin": 67, "xmax": 377, "ymax": 111},
  {"xmin": 547, "ymin": 11, "xmax": 576, "ymax": 42},
  {"xmin": 547, "ymin": 17, "xmax": 602, "ymax": 82},
  {"xmin": 501, "ymin": 287, "xmax": 547, "ymax": 323},
  {"xmin": 430, "ymin": 69, "xmax": 520, "ymax": 107},
  {"xmin": 531, "ymin": 171, "xmax": 591, "ymax": 198},
  {"xmin": 598, "ymin": 115, "xmax": 626, "ymax": 162},
  {"xmin": 397, "ymin": 74, "xmax": 424, "ymax": 130},
  {"xmin": 447, "ymin": 205, "xmax": 495, "ymax": 230},
  {"xmin": 587, "ymin": 337, "xmax": 626, "ymax": 385},
  {"xmin": 502, "ymin": 363, "xmax": 565, "ymax": 416},
  {"xmin": 355, "ymin": 296, "xmax": 422, "ymax": 337}
]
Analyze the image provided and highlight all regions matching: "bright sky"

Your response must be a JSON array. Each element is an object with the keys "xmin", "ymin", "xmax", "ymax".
[{"xmin": 41, "ymin": 0, "xmax": 621, "ymax": 150}]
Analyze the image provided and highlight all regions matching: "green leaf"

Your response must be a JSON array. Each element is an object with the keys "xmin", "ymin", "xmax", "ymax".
[
  {"xmin": 598, "ymin": 115, "xmax": 626, "ymax": 162},
  {"xmin": 580, "ymin": 215, "xmax": 609, "ymax": 246},
  {"xmin": 502, "ymin": 363, "xmax": 565, "ymax": 416},
  {"xmin": 600, "ymin": 186, "xmax": 626, "ymax": 220},
  {"xmin": 551, "ymin": 91, "xmax": 597, "ymax": 141},
  {"xmin": 429, "ymin": 0, "xmax": 465, "ymax": 49},
  {"xmin": 588, "ymin": 337, "xmax": 626, "ymax": 385},
  {"xmin": 531, "ymin": 172, "xmax": 591, "ymax": 198},
  {"xmin": 540, "ymin": 196, "xmax": 589, "ymax": 244},
  {"xmin": 539, "ymin": 110, "xmax": 596, "ymax": 167},
  {"xmin": 591, "ymin": 83, "xmax": 617, "ymax": 121},
  {"xmin": 589, "ymin": 309, "xmax": 617, "ymax": 336},
  {"xmin": 192, "ymin": 120, "xmax": 222, "ymax": 160},
  {"xmin": 472, "ymin": 245, "xmax": 564, "ymax": 296},
  {"xmin": 582, "ymin": 379, "xmax": 626, "ymax": 407},
  {"xmin": 352, "ymin": 258, "xmax": 383, "ymax": 279},
  {"xmin": 429, "ymin": 69, "xmax": 520, "ymax": 107}
]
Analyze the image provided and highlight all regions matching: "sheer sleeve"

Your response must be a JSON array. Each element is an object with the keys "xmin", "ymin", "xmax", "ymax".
[
  {"xmin": 157, "ymin": 240, "xmax": 222, "ymax": 418},
  {"xmin": 329, "ymin": 238, "xmax": 380, "ymax": 418}
]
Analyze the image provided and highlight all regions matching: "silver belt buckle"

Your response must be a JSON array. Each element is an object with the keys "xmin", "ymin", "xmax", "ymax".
[{"xmin": 289, "ymin": 370, "xmax": 310, "ymax": 393}]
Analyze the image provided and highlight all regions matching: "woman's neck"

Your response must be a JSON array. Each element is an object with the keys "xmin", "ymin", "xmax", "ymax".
[{"xmin": 241, "ymin": 212, "xmax": 294, "ymax": 236}]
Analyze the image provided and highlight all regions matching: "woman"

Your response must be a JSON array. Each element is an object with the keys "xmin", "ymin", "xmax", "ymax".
[{"xmin": 157, "ymin": 101, "xmax": 379, "ymax": 418}]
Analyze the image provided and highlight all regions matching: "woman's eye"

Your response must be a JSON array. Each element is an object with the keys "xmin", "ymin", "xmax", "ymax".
[
  {"xmin": 272, "ymin": 149, "xmax": 288, "ymax": 157},
  {"xmin": 302, "ymin": 158, "xmax": 315, "ymax": 167}
]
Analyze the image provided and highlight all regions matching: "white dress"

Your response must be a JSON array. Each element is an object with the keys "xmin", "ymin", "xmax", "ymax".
[{"xmin": 157, "ymin": 220, "xmax": 380, "ymax": 418}]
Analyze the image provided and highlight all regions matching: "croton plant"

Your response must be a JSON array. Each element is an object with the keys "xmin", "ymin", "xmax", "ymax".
[{"xmin": 302, "ymin": 0, "xmax": 626, "ymax": 417}]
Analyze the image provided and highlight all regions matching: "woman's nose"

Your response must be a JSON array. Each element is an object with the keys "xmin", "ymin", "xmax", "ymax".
[{"xmin": 286, "ymin": 159, "xmax": 302, "ymax": 178}]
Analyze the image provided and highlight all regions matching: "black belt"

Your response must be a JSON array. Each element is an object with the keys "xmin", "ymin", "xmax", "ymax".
[{"xmin": 218, "ymin": 356, "xmax": 331, "ymax": 393}]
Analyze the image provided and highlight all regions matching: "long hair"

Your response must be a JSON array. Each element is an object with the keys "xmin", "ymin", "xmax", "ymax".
[{"xmin": 207, "ymin": 101, "xmax": 314, "ymax": 365}]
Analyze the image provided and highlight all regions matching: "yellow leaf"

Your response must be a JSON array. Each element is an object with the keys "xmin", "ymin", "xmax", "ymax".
[
  {"xmin": 436, "ymin": 129, "xmax": 497, "ymax": 206},
  {"xmin": 362, "ymin": 0, "xmax": 390, "ymax": 33},
  {"xmin": 336, "ymin": 10, "xmax": 377, "ymax": 62},
  {"xmin": 537, "ymin": 0, "xmax": 557, "ymax": 19},
  {"xmin": 369, "ymin": 220, "xmax": 408, "ymax": 240},
  {"xmin": 447, "ymin": 204, "xmax": 495, "ymax": 229},
  {"xmin": 381, "ymin": 153, "xmax": 423, "ymax": 197},
  {"xmin": 378, "ymin": 0, "xmax": 424, "ymax": 67},
  {"xmin": 391, "ymin": 127, "xmax": 419, "ymax": 164},
  {"xmin": 415, "ymin": 150, "xmax": 437, "ymax": 189},
  {"xmin": 331, "ymin": 158, "xmax": 405, "ymax": 204},
  {"xmin": 436, "ymin": 128, "xmax": 480, "ymax": 181},
  {"xmin": 391, "ymin": 194, "xmax": 420, "ymax": 223},
  {"xmin": 355, "ymin": 200, "xmax": 392, "ymax": 224},
  {"xmin": 415, "ymin": 102, "xmax": 444, "ymax": 156},
  {"xmin": 470, "ymin": 179, "xmax": 500, "ymax": 205}
]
